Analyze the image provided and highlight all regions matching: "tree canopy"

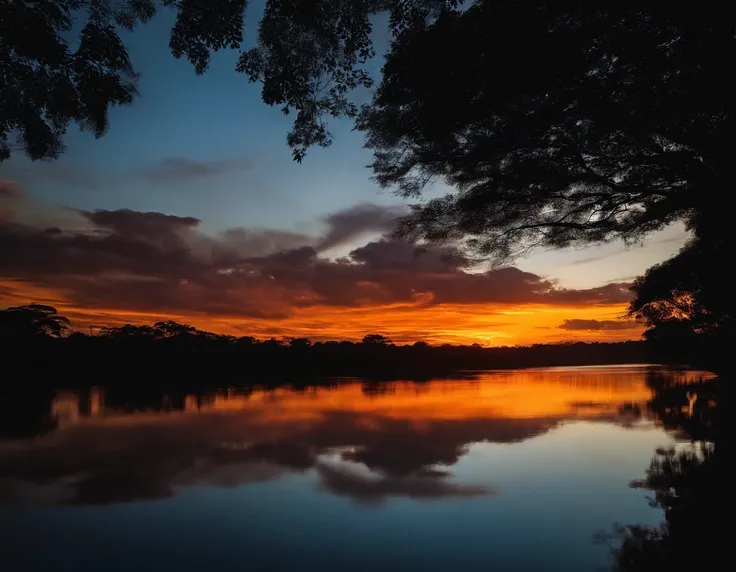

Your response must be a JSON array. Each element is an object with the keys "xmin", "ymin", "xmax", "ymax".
[
  {"xmin": 628, "ymin": 206, "xmax": 734, "ymax": 365},
  {"xmin": 1, "ymin": 0, "xmax": 452, "ymax": 162},
  {"xmin": 359, "ymin": 0, "xmax": 733, "ymax": 260},
  {"xmin": 0, "ymin": 303, "xmax": 70, "ymax": 338}
]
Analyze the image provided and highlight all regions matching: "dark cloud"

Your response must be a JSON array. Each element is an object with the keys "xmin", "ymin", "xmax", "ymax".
[
  {"xmin": 315, "ymin": 462, "xmax": 489, "ymax": 506},
  {"xmin": 558, "ymin": 319, "xmax": 640, "ymax": 331},
  {"xmin": 219, "ymin": 228, "xmax": 314, "ymax": 258},
  {"xmin": 141, "ymin": 156, "xmax": 255, "ymax": 182},
  {"xmin": 0, "ymin": 205, "xmax": 633, "ymax": 319},
  {"xmin": 350, "ymin": 239, "xmax": 467, "ymax": 271},
  {"xmin": 317, "ymin": 202, "xmax": 408, "ymax": 251},
  {"xmin": 0, "ymin": 180, "xmax": 22, "ymax": 199},
  {"xmin": 82, "ymin": 208, "xmax": 200, "ymax": 244}
]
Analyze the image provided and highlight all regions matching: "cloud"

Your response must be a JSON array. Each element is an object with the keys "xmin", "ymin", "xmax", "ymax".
[
  {"xmin": 0, "ymin": 180, "xmax": 22, "ymax": 199},
  {"xmin": 350, "ymin": 239, "xmax": 467, "ymax": 271},
  {"xmin": 0, "ymin": 377, "xmax": 646, "ymax": 507},
  {"xmin": 651, "ymin": 235, "xmax": 689, "ymax": 245},
  {"xmin": 141, "ymin": 156, "xmax": 255, "ymax": 182},
  {"xmin": 317, "ymin": 202, "xmax": 408, "ymax": 251},
  {"xmin": 82, "ymin": 208, "xmax": 200, "ymax": 242},
  {"xmin": 569, "ymin": 253, "xmax": 618, "ymax": 265},
  {"xmin": 558, "ymin": 319, "xmax": 640, "ymax": 331},
  {"xmin": 315, "ymin": 462, "xmax": 489, "ymax": 506},
  {"xmin": 0, "ymin": 204, "xmax": 634, "ymax": 322},
  {"xmin": 0, "ymin": 398, "xmax": 523, "ymax": 507},
  {"xmin": 219, "ymin": 228, "xmax": 314, "ymax": 258}
]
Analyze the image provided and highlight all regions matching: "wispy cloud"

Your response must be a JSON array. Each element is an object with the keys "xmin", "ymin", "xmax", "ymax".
[{"xmin": 141, "ymin": 156, "xmax": 256, "ymax": 182}]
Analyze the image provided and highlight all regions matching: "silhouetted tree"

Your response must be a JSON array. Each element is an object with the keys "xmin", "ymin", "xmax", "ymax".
[
  {"xmin": 358, "ymin": 0, "xmax": 732, "ymax": 261},
  {"xmin": 2, "ymin": 0, "xmax": 453, "ymax": 162},
  {"xmin": 629, "ymin": 208, "xmax": 734, "ymax": 367},
  {"xmin": 0, "ymin": 304, "xmax": 70, "ymax": 338},
  {"xmin": 362, "ymin": 333, "xmax": 392, "ymax": 345},
  {"xmin": 0, "ymin": 0, "xmax": 247, "ymax": 161},
  {"xmin": 152, "ymin": 320, "xmax": 197, "ymax": 339},
  {"xmin": 2, "ymin": 0, "xmax": 152, "ymax": 160},
  {"xmin": 100, "ymin": 324, "xmax": 155, "ymax": 339},
  {"xmin": 287, "ymin": 337, "xmax": 312, "ymax": 349}
]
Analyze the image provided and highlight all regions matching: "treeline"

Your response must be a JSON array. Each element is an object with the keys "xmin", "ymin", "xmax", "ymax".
[{"xmin": 0, "ymin": 304, "xmax": 658, "ymax": 381}]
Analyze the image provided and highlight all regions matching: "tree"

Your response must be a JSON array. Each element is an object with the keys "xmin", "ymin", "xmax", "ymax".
[
  {"xmin": 1, "ymin": 0, "xmax": 445, "ymax": 163},
  {"xmin": 100, "ymin": 323, "xmax": 155, "ymax": 339},
  {"xmin": 0, "ymin": 303, "xmax": 70, "ymax": 338},
  {"xmin": 0, "ymin": 0, "xmax": 246, "ymax": 161},
  {"xmin": 287, "ymin": 337, "xmax": 312, "ymax": 349},
  {"xmin": 151, "ymin": 320, "xmax": 197, "ymax": 338},
  {"xmin": 362, "ymin": 333, "xmax": 392, "ymax": 345},
  {"xmin": 358, "ymin": 0, "xmax": 733, "ymax": 261},
  {"xmin": 2, "ymin": 0, "xmax": 151, "ymax": 161},
  {"xmin": 629, "ymin": 206, "xmax": 734, "ymax": 365}
]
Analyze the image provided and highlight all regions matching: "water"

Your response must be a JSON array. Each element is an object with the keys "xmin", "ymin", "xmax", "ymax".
[{"xmin": 0, "ymin": 365, "xmax": 713, "ymax": 572}]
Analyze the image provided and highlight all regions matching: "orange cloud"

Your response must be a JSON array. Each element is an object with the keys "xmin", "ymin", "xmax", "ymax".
[
  {"xmin": 0, "ymin": 198, "xmax": 643, "ymax": 344},
  {"xmin": 0, "ymin": 280, "xmax": 640, "ymax": 345}
]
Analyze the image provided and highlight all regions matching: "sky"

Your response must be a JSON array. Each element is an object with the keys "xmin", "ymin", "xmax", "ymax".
[{"xmin": 0, "ymin": 3, "xmax": 690, "ymax": 346}]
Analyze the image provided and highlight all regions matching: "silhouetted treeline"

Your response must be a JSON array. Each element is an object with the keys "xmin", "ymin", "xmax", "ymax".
[
  {"xmin": 7, "ymin": 329, "xmax": 651, "ymax": 382},
  {"xmin": 0, "ymin": 304, "xmax": 657, "ymax": 384}
]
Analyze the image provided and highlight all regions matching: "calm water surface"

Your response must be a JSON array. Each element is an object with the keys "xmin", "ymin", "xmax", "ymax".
[{"xmin": 0, "ymin": 365, "xmax": 714, "ymax": 571}]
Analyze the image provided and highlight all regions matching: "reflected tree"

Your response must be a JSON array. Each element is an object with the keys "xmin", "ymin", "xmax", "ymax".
[
  {"xmin": 603, "ymin": 376, "xmax": 731, "ymax": 571},
  {"xmin": 0, "ymin": 391, "xmax": 58, "ymax": 440}
]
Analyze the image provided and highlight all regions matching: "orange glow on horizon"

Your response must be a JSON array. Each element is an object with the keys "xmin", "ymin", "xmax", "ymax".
[{"xmin": 0, "ymin": 279, "xmax": 644, "ymax": 345}]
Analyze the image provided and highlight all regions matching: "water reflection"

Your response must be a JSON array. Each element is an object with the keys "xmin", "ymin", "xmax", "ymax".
[
  {"xmin": 0, "ymin": 366, "xmax": 712, "ymax": 509},
  {"xmin": 603, "ymin": 373, "xmax": 730, "ymax": 571}
]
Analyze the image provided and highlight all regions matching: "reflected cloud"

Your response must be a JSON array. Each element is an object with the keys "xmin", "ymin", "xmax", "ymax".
[
  {"xmin": 315, "ymin": 461, "xmax": 490, "ymax": 506},
  {"xmin": 0, "ymin": 367, "xmax": 708, "ymax": 508}
]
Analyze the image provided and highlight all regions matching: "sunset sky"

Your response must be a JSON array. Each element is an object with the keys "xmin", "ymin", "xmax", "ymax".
[{"xmin": 0, "ymin": 3, "xmax": 689, "ymax": 346}]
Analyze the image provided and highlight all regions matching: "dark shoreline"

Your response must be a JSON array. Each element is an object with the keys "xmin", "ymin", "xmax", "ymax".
[{"xmin": 9, "ymin": 339, "xmax": 656, "ymax": 385}]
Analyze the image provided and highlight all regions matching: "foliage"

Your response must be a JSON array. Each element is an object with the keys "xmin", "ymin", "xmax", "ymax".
[
  {"xmin": 1, "ymin": 0, "xmax": 153, "ymax": 160},
  {"xmin": 0, "ymin": 303, "xmax": 70, "ymax": 338},
  {"xmin": 0, "ymin": 0, "xmax": 250, "ymax": 161},
  {"xmin": 358, "ymin": 0, "xmax": 733, "ymax": 260},
  {"xmin": 1, "ymin": 0, "xmax": 456, "ymax": 163},
  {"xmin": 361, "ymin": 333, "xmax": 392, "ymax": 345},
  {"xmin": 629, "ymin": 208, "xmax": 734, "ymax": 365}
]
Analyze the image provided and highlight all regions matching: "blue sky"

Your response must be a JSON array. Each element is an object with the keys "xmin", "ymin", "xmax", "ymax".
[{"xmin": 3, "ymin": 4, "xmax": 403, "ymax": 234}]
